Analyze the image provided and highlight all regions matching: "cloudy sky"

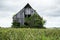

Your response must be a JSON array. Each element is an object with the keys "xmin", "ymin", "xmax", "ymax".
[{"xmin": 0, "ymin": 0, "xmax": 60, "ymax": 28}]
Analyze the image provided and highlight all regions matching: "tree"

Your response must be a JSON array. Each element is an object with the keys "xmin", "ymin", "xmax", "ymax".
[{"xmin": 24, "ymin": 13, "xmax": 46, "ymax": 28}]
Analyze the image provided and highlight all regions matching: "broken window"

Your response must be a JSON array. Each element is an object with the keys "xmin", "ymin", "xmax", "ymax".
[
  {"xmin": 25, "ymin": 14, "xmax": 31, "ymax": 18},
  {"xmin": 28, "ymin": 15, "xmax": 31, "ymax": 17}
]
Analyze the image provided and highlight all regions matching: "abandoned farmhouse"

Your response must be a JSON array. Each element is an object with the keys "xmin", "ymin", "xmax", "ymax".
[
  {"xmin": 12, "ymin": 3, "xmax": 44, "ymax": 28},
  {"xmin": 13, "ymin": 3, "xmax": 36, "ymax": 25}
]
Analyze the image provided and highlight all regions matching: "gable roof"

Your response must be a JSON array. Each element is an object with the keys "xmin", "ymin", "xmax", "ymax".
[
  {"xmin": 24, "ymin": 3, "xmax": 32, "ymax": 8},
  {"xmin": 13, "ymin": 3, "xmax": 35, "ymax": 17}
]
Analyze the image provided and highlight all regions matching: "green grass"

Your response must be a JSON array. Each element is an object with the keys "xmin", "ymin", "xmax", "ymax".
[{"xmin": 0, "ymin": 28, "xmax": 60, "ymax": 40}]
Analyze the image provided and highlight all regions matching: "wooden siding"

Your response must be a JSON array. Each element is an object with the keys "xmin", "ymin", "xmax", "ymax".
[
  {"xmin": 24, "ymin": 8, "xmax": 35, "ymax": 15},
  {"xmin": 13, "ymin": 4, "xmax": 35, "ymax": 25}
]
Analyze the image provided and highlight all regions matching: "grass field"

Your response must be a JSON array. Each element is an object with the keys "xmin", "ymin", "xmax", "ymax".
[{"xmin": 0, "ymin": 28, "xmax": 60, "ymax": 40}]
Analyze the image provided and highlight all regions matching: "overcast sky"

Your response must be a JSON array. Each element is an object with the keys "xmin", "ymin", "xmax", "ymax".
[{"xmin": 0, "ymin": 0, "xmax": 60, "ymax": 28}]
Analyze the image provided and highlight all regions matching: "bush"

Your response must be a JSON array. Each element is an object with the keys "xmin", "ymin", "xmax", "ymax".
[
  {"xmin": 0, "ymin": 27, "xmax": 1, "ymax": 28},
  {"xmin": 12, "ymin": 21, "xmax": 20, "ymax": 28}
]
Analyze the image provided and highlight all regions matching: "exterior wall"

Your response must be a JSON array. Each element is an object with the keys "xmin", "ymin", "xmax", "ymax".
[
  {"xmin": 30, "ymin": 8, "xmax": 35, "ymax": 15},
  {"xmin": 13, "ymin": 9, "xmax": 24, "ymax": 25},
  {"xmin": 19, "ymin": 12, "xmax": 24, "ymax": 25},
  {"xmin": 24, "ymin": 7, "xmax": 35, "ymax": 15},
  {"xmin": 13, "ymin": 7, "xmax": 35, "ymax": 25}
]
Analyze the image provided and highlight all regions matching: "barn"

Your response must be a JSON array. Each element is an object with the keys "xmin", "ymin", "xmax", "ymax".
[
  {"xmin": 13, "ymin": 3, "xmax": 36, "ymax": 25},
  {"xmin": 12, "ymin": 3, "xmax": 44, "ymax": 28}
]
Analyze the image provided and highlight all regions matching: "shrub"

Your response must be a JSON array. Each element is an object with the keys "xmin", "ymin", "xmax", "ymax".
[{"xmin": 12, "ymin": 21, "xmax": 20, "ymax": 28}]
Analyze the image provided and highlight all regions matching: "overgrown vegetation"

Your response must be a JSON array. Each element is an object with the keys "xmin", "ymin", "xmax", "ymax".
[
  {"xmin": 0, "ymin": 27, "xmax": 1, "ymax": 28},
  {"xmin": 0, "ymin": 28, "xmax": 60, "ymax": 40},
  {"xmin": 12, "ymin": 12, "xmax": 46, "ymax": 28},
  {"xmin": 12, "ymin": 21, "xmax": 20, "ymax": 28}
]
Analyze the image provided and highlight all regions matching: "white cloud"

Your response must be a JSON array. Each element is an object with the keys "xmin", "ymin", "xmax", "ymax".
[
  {"xmin": 0, "ymin": 17, "xmax": 12, "ymax": 27},
  {"xmin": 43, "ymin": 16, "xmax": 60, "ymax": 28},
  {"xmin": 0, "ymin": 0, "xmax": 60, "ymax": 28}
]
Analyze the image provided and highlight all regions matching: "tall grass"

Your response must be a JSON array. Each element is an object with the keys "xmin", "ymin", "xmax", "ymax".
[{"xmin": 0, "ymin": 28, "xmax": 60, "ymax": 40}]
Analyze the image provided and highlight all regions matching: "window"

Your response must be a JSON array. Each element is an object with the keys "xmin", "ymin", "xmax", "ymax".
[
  {"xmin": 25, "ymin": 15, "xmax": 31, "ymax": 17},
  {"xmin": 28, "ymin": 15, "xmax": 31, "ymax": 17},
  {"xmin": 25, "ymin": 15, "xmax": 27, "ymax": 17}
]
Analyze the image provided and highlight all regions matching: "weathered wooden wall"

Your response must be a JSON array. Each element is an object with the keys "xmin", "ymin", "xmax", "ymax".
[{"xmin": 13, "ymin": 6, "xmax": 35, "ymax": 25}]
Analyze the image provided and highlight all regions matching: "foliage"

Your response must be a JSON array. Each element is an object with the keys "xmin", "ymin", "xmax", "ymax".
[
  {"xmin": 0, "ymin": 28, "xmax": 60, "ymax": 40},
  {"xmin": 0, "ymin": 27, "xmax": 1, "ymax": 28},
  {"xmin": 24, "ymin": 13, "xmax": 45, "ymax": 28},
  {"xmin": 12, "ymin": 21, "xmax": 20, "ymax": 28}
]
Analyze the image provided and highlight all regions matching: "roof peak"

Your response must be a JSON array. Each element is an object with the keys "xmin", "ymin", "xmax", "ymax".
[{"xmin": 24, "ymin": 3, "xmax": 32, "ymax": 8}]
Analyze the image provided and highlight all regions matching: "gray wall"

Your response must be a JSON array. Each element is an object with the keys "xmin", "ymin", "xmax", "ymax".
[
  {"xmin": 24, "ymin": 7, "xmax": 35, "ymax": 15},
  {"xmin": 13, "ymin": 7, "xmax": 35, "ymax": 25}
]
